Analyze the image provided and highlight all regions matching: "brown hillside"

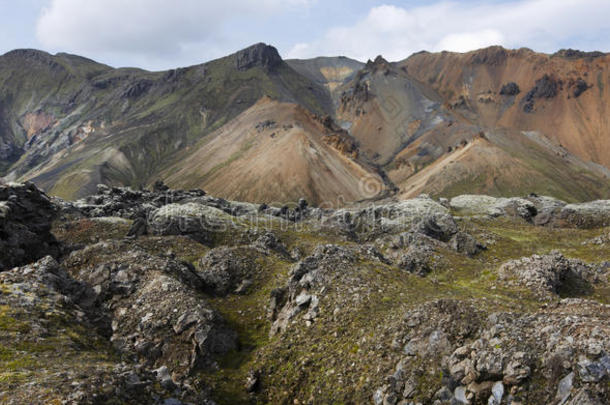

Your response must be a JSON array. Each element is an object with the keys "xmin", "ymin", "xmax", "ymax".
[
  {"xmin": 399, "ymin": 47, "xmax": 610, "ymax": 168},
  {"xmin": 162, "ymin": 97, "xmax": 385, "ymax": 206}
]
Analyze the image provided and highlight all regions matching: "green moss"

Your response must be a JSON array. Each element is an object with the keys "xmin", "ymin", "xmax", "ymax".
[{"xmin": 0, "ymin": 306, "xmax": 30, "ymax": 333}]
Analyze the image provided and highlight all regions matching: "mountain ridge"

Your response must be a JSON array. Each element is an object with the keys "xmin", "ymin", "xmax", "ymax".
[{"xmin": 1, "ymin": 43, "xmax": 609, "ymax": 203}]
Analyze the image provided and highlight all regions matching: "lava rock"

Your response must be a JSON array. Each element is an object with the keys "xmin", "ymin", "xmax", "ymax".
[
  {"xmin": 0, "ymin": 182, "xmax": 61, "ymax": 270},
  {"xmin": 499, "ymin": 82, "xmax": 520, "ymax": 96}
]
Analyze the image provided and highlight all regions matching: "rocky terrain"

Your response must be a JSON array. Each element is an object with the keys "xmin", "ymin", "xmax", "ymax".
[
  {"xmin": 1, "ymin": 44, "xmax": 609, "ymax": 203},
  {"xmin": 1, "ymin": 181, "xmax": 608, "ymax": 404}
]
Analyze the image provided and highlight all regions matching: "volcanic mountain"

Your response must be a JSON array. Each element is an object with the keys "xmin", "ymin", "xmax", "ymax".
[{"xmin": 0, "ymin": 43, "xmax": 609, "ymax": 203}]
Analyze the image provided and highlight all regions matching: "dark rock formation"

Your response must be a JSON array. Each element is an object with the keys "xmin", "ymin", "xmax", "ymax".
[
  {"xmin": 0, "ymin": 182, "xmax": 61, "ymax": 270},
  {"xmin": 121, "ymin": 79, "xmax": 153, "ymax": 99},
  {"xmin": 411, "ymin": 213, "xmax": 458, "ymax": 242},
  {"xmin": 72, "ymin": 183, "xmax": 206, "ymax": 219},
  {"xmin": 499, "ymin": 82, "xmax": 520, "ymax": 96},
  {"xmin": 398, "ymin": 245, "xmax": 433, "ymax": 276},
  {"xmin": 553, "ymin": 49, "xmax": 606, "ymax": 59},
  {"xmin": 471, "ymin": 46, "xmax": 508, "ymax": 65},
  {"xmin": 450, "ymin": 231, "xmax": 486, "ymax": 256},
  {"xmin": 522, "ymin": 74, "xmax": 560, "ymax": 113},
  {"xmin": 235, "ymin": 43, "xmax": 282, "ymax": 71},
  {"xmin": 269, "ymin": 244, "xmax": 357, "ymax": 335},
  {"xmin": 572, "ymin": 78, "xmax": 590, "ymax": 98}
]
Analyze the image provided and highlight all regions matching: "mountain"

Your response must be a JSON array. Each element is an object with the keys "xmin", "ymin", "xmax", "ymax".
[
  {"xmin": 0, "ymin": 44, "xmax": 609, "ymax": 203},
  {"xmin": 161, "ymin": 96, "xmax": 384, "ymax": 205},
  {"xmin": 0, "ymin": 44, "xmax": 333, "ymax": 198},
  {"xmin": 333, "ymin": 52, "xmax": 610, "ymax": 201},
  {"xmin": 398, "ymin": 46, "xmax": 610, "ymax": 167}
]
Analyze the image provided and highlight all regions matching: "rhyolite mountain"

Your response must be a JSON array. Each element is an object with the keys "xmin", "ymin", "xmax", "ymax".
[{"xmin": 1, "ymin": 43, "xmax": 609, "ymax": 203}]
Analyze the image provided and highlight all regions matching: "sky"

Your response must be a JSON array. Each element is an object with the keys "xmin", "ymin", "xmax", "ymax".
[{"xmin": 1, "ymin": 0, "xmax": 609, "ymax": 71}]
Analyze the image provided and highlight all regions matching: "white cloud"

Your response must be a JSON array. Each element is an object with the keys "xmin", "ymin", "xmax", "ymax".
[
  {"xmin": 36, "ymin": 0, "xmax": 314, "ymax": 69},
  {"xmin": 286, "ymin": 0, "xmax": 610, "ymax": 61},
  {"xmin": 435, "ymin": 30, "xmax": 505, "ymax": 54}
]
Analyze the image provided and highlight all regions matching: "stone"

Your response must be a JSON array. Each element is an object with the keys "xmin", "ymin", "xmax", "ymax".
[
  {"xmin": 488, "ymin": 382, "xmax": 503, "ymax": 405},
  {"xmin": 572, "ymin": 79, "xmax": 589, "ymax": 98},
  {"xmin": 153, "ymin": 365, "xmax": 177, "ymax": 391},
  {"xmin": 150, "ymin": 202, "xmax": 242, "ymax": 242},
  {"xmin": 412, "ymin": 213, "xmax": 458, "ymax": 242},
  {"xmin": 555, "ymin": 372, "xmax": 574, "ymax": 404},
  {"xmin": 449, "ymin": 195, "xmax": 536, "ymax": 220},
  {"xmin": 450, "ymin": 232, "xmax": 485, "ymax": 256},
  {"xmin": 126, "ymin": 216, "xmax": 147, "ymax": 238},
  {"xmin": 153, "ymin": 180, "xmax": 170, "ymax": 193},
  {"xmin": 498, "ymin": 251, "xmax": 591, "ymax": 296},
  {"xmin": 245, "ymin": 369, "xmax": 260, "ymax": 392},
  {"xmin": 577, "ymin": 355, "xmax": 609, "ymax": 382},
  {"xmin": 0, "ymin": 182, "xmax": 61, "ymax": 270},
  {"xmin": 503, "ymin": 352, "xmax": 531, "ymax": 384},
  {"xmin": 373, "ymin": 388, "xmax": 385, "ymax": 405},
  {"xmin": 454, "ymin": 386, "xmax": 469, "ymax": 404},
  {"xmin": 197, "ymin": 246, "xmax": 258, "ymax": 296},
  {"xmin": 556, "ymin": 200, "xmax": 610, "ymax": 228},
  {"xmin": 295, "ymin": 292, "xmax": 312, "ymax": 307},
  {"xmin": 435, "ymin": 386, "xmax": 452, "ymax": 401},
  {"xmin": 499, "ymin": 82, "xmax": 520, "ymax": 96},
  {"xmin": 398, "ymin": 246, "xmax": 433, "ymax": 276}
]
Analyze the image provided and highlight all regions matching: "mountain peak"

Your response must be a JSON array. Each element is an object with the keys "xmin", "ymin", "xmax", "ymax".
[
  {"xmin": 552, "ymin": 48, "xmax": 606, "ymax": 59},
  {"xmin": 364, "ymin": 55, "xmax": 391, "ymax": 73},
  {"xmin": 235, "ymin": 43, "xmax": 282, "ymax": 71}
]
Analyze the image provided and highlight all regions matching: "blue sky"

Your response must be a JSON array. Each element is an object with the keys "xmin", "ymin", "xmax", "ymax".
[{"xmin": 1, "ymin": 0, "xmax": 609, "ymax": 71}]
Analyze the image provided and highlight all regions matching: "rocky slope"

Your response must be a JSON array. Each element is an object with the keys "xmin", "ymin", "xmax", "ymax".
[
  {"xmin": 399, "ymin": 47, "xmax": 610, "ymax": 168},
  {"xmin": 1, "ymin": 182, "xmax": 608, "ymax": 404},
  {"xmin": 0, "ymin": 44, "xmax": 332, "ymax": 199},
  {"xmin": 160, "ymin": 96, "xmax": 385, "ymax": 205},
  {"xmin": 1, "ymin": 44, "xmax": 609, "ymax": 204}
]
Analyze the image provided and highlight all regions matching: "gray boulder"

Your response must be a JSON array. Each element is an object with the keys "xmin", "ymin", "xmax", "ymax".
[
  {"xmin": 498, "ymin": 251, "xmax": 593, "ymax": 296},
  {"xmin": 450, "ymin": 195, "xmax": 537, "ymax": 221},
  {"xmin": 555, "ymin": 200, "xmax": 610, "ymax": 228},
  {"xmin": 149, "ymin": 202, "xmax": 242, "ymax": 243}
]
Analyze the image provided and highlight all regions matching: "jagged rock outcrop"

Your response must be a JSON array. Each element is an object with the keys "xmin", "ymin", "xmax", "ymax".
[
  {"xmin": 72, "ymin": 183, "xmax": 207, "ymax": 219},
  {"xmin": 64, "ymin": 242, "xmax": 237, "ymax": 379},
  {"xmin": 325, "ymin": 195, "xmax": 451, "ymax": 239},
  {"xmin": 0, "ymin": 255, "xmax": 214, "ymax": 404},
  {"xmin": 197, "ymin": 246, "xmax": 260, "ymax": 296},
  {"xmin": 269, "ymin": 244, "xmax": 370, "ymax": 335},
  {"xmin": 498, "ymin": 251, "xmax": 605, "ymax": 297},
  {"xmin": 235, "ymin": 43, "xmax": 283, "ymax": 71},
  {"xmin": 499, "ymin": 82, "xmax": 520, "ymax": 96},
  {"xmin": 522, "ymin": 74, "xmax": 560, "ymax": 112},
  {"xmin": 0, "ymin": 182, "xmax": 61, "ymax": 270},
  {"xmin": 376, "ymin": 298, "xmax": 610, "ymax": 405},
  {"xmin": 571, "ymin": 78, "xmax": 590, "ymax": 98}
]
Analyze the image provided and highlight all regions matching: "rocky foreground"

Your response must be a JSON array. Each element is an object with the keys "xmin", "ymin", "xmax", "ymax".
[{"xmin": 0, "ymin": 182, "xmax": 608, "ymax": 404}]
